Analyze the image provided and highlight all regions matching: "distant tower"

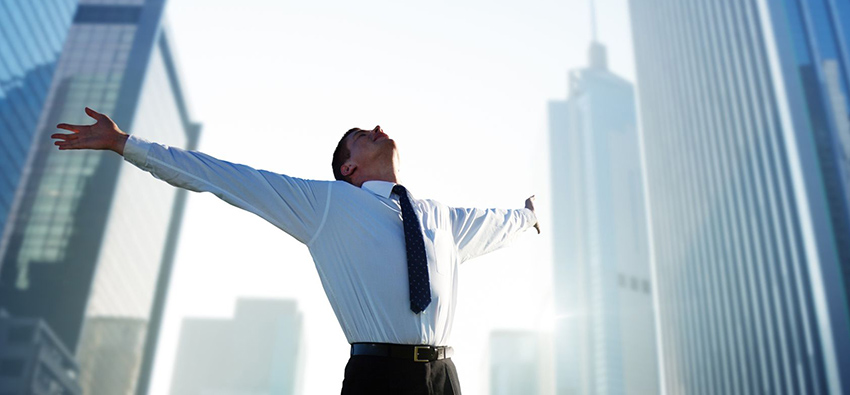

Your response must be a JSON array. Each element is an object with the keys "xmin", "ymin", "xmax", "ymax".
[
  {"xmin": 489, "ymin": 331, "xmax": 546, "ymax": 395},
  {"xmin": 548, "ymin": 1, "xmax": 660, "ymax": 393},
  {"xmin": 170, "ymin": 299, "xmax": 304, "ymax": 395}
]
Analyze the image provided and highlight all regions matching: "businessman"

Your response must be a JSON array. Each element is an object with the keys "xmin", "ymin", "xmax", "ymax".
[{"xmin": 52, "ymin": 108, "xmax": 540, "ymax": 395}]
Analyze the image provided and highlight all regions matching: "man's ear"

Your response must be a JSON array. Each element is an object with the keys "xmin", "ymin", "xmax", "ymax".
[{"xmin": 341, "ymin": 162, "xmax": 356, "ymax": 177}]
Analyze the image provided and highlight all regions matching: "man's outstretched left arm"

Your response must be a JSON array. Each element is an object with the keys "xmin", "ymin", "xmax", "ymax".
[{"xmin": 450, "ymin": 196, "xmax": 540, "ymax": 263}]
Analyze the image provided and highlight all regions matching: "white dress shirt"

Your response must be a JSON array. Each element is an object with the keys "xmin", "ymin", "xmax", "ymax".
[{"xmin": 123, "ymin": 135, "xmax": 537, "ymax": 346}]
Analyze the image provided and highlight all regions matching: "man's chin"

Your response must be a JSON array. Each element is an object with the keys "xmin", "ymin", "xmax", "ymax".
[{"xmin": 379, "ymin": 140, "xmax": 398, "ymax": 157}]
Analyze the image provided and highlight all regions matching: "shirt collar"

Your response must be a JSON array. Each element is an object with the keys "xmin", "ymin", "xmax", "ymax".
[{"xmin": 361, "ymin": 180, "xmax": 396, "ymax": 199}]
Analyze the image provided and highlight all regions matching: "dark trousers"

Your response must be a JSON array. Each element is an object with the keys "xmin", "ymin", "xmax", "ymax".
[{"xmin": 341, "ymin": 355, "xmax": 462, "ymax": 395}]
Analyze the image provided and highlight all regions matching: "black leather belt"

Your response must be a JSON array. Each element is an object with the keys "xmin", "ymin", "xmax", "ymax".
[{"xmin": 350, "ymin": 343, "xmax": 453, "ymax": 362}]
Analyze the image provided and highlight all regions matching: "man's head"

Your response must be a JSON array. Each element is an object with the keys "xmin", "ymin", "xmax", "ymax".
[{"xmin": 331, "ymin": 125, "xmax": 397, "ymax": 186}]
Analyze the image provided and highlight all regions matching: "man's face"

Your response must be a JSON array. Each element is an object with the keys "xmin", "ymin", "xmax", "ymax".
[{"xmin": 345, "ymin": 125, "xmax": 396, "ymax": 171}]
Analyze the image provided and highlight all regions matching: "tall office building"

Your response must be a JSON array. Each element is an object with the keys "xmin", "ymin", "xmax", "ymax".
[
  {"xmin": 628, "ymin": 0, "xmax": 850, "ymax": 393},
  {"xmin": 0, "ymin": 0, "xmax": 200, "ymax": 393},
  {"xmin": 170, "ymin": 299, "xmax": 304, "ymax": 395},
  {"xmin": 488, "ymin": 330, "xmax": 552, "ymax": 395},
  {"xmin": 548, "ymin": 22, "xmax": 659, "ymax": 395},
  {"xmin": 0, "ymin": 0, "xmax": 77, "ymax": 249}
]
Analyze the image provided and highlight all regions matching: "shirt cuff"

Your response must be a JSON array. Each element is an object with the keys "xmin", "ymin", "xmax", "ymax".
[
  {"xmin": 122, "ymin": 135, "xmax": 153, "ymax": 167},
  {"xmin": 523, "ymin": 208, "xmax": 538, "ymax": 230}
]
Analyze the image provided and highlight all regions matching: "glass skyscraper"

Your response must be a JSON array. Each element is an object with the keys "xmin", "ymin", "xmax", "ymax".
[
  {"xmin": 549, "ymin": 37, "xmax": 660, "ymax": 395},
  {"xmin": 0, "ymin": 0, "xmax": 77, "ymax": 250},
  {"xmin": 629, "ymin": 0, "xmax": 850, "ymax": 393},
  {"xmin": 0, "ymin": 0, "xmax": 200, "ymax": 393}
]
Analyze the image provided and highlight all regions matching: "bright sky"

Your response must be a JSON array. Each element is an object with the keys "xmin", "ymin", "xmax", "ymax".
[{"xmin": 149, "ymin": 0, "xmax": 634, "ymax": 393}]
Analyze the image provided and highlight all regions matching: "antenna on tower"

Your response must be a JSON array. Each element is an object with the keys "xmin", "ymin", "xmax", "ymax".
[
  {"xmin": 589, "ymin": 0, "xmax": 598, "ymax": 43},
  {"xmin": 587, "ymin": 0, "xmax": 608, "ymax": 70}
]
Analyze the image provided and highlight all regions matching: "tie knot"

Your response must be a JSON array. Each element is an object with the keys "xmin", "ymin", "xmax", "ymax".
[{"xmin": 392, "ymin": 184, "xmax": 408, "ymax": 197}]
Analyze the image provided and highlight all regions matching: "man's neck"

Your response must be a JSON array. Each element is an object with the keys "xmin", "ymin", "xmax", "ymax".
[
  {"xmin": 353, "ymin": 157, "xmax": 400, "ymax": 187},
  {"xmin": 355, "ymin": 172, "xmax": 399, "ymax": 187}
]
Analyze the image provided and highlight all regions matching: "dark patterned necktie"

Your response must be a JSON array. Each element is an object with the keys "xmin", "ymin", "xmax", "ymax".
[{"xmin": 392, "ymin": 185, "xmax": 431, "ymax": 313}]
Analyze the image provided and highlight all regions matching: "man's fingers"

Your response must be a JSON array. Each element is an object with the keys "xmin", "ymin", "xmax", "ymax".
[
  {"xmin": 85, "ymin": 107, "xmax": 105, "ymax": 121},
  {"xmin": 525, "ymin": 195, "xmax": 536, "ymax": 211},
  {"xmin": 55, "ymin": 137, "xmax": 89, "ymax": 150},
  {"xmin": 524, "ymin": 195, "xmax": 540, "ymax": 234},
  {"xmin": 54, "ymin": 140, "xmax": 76, "ymax": 150},
  {"xmin": 56, "ymin": 123, "xmax": 87, "ymax": 132},
  {"xmin": 51, "ymin": 133, "xmax": 78, "ymax": 141},
  {"xmin": 84, "ymin": 107, "xmax": 99, "ymax": 121}
]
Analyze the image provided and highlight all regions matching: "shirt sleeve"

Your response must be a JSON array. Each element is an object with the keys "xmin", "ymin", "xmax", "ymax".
[
  {"xmin": 123, "ymin": 135, "xmax": 330, "ymax": 244},
  {"xmin": 449, "ymin": 206, "xmax": 537, "ymax": 262}
]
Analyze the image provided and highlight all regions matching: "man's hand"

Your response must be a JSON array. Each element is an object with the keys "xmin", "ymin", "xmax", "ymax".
[
  {"xmin": 525, "ymin": 195, "xmax": 541, "ymax": 234},
  {"xmin": 52, "ymin": 107, "xmax": 129, "ymax": 155}
]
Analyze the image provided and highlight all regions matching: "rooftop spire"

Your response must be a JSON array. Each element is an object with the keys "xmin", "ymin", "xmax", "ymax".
[
  {"xmin": 587, "ymin": 0, "xmax": 608, "ymax": 70},
  {"xmin": 589, "ymin": 0, "xmax": 598, "ymax": 42}
]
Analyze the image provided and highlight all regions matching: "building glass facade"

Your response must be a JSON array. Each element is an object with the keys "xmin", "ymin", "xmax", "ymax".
[
  {"xmin": 549, "ymin": 41, "xmax": 659, "ymax": 395},
  {"xmin": 0, "ymin": 0, "xmax": 200, "ymax": 393},
  {"xmin": 628, "ymin": 0, "xmax": 850, "ymax": 393},
  {"xmin": 0, "ymin": 0, "xmax": 77, "ymax": 254}
]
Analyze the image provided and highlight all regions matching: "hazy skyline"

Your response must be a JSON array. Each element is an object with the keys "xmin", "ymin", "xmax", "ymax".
[{"xmin": 150, "ymin": 0, "xmax": 635, "ymax": 393}]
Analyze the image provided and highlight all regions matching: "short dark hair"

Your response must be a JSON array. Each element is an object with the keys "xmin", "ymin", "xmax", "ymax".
[{"xmin": 332, "ymin": 128, "xmax": 360, "ymax": 183}]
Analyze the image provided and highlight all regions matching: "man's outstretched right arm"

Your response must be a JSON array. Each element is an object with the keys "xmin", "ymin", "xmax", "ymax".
[{"xmin": 52, "ymin": 108, "xmax": 330, "ymax": 244}]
